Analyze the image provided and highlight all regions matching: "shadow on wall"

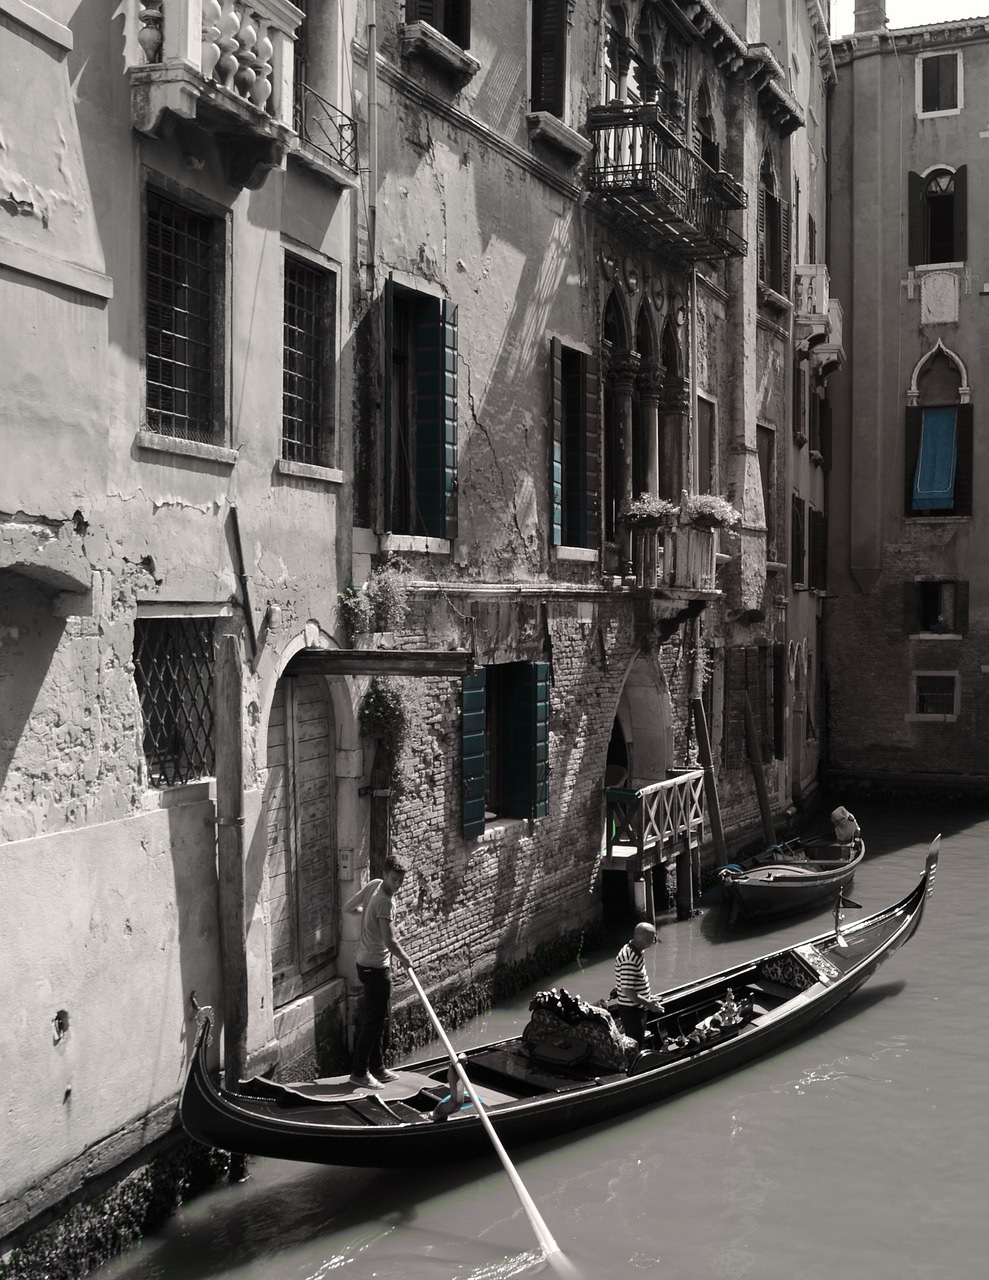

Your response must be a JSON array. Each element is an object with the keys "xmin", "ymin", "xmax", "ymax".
[{"xmin": 0, "ymin": 574, "xmax": 68, "ymax": 842}]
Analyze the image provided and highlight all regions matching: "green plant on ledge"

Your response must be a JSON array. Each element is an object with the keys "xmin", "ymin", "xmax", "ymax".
[
  {"xmin": 338, "ymin": 561, "xmax": 411, "ymax": 641},
  {"xmin": 680, "ymin": 492, "xmax": 742, "ymax": 529},
  {"xmin": 358, "ymin": 676, "xmax": 428, "ymax": 794},
  {"xmin": 619, "ymin": 493, "xmax": 680, "ymax": 527}
]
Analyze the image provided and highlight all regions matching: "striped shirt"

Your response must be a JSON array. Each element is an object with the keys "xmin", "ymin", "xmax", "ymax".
[{"xmin": 615, "ymin": 942, "xmax": 653, "ymax": 1006}]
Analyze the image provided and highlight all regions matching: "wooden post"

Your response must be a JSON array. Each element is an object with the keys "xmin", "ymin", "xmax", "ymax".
[
  {"xmin": 743, "ymin": 691, "xmax": 776, "ymax": 846},
  {"xmin": 690, "ymin": 697, "xmax": 727, "ymax": 864},
  {"xmin": 675, "ymin": 842, "xmax": 693, "ymax": 919},
  {"xmin": 214, "ymin": 634, "xmax": 248, "ymax": 1099}
]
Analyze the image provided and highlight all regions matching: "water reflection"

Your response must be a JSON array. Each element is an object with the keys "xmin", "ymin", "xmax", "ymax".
[{"xmin": 100, "ymin": 800, "xmax": 988, "ymax": 1280}]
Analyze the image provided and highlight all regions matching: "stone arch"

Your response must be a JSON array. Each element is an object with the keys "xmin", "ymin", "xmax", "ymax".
[{"xmin": 907, "ymin": 339, "xmax": 970, "ymax": 406}]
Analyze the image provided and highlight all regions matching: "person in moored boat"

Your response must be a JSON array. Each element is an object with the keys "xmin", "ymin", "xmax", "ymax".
[
  {"xmin": 344, "ymin": 855, "xmax": 412, "ymax": 1090},
  {"xmin": 614, "ymin": 922, "xmax": 665, "ymax": 1046}
]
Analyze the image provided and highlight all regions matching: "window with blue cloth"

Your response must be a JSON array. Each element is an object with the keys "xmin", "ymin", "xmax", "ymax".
[{"xmin": 912, "ymin": 408, "xmax": 958, "ymax": 510}]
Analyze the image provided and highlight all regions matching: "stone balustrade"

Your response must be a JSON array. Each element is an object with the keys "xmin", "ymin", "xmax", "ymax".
[{"xmin": 132, "ymin": 1, "xmax": 304, "ymax": 187}]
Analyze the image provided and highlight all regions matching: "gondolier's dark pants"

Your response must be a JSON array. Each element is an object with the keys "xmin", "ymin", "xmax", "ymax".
[
  {"xmin": 353, "ymin": 963, "xmax": 392, "ymax": 1077},
  {"xmin": 615, "ymin": 1004, "xmax": 647, "ymax": 1046}
]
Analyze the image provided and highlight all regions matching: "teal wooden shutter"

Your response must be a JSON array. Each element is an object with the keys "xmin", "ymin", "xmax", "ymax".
[
  {"xmin": 908, "ymin": 172, "xmax": 924, "ymax": 265},
  {"xmin": 531, "ymin": 0, "xmax": 567, "ymax": 115},
  {"xmin": 531, "ymin": 661, "xmax": 550, "ymax": 818},
  {"xmin": 384, "ymin": 276, "xmax": 394, "ymax": 531},
  {"xmin": 447, "ymin": 0, "xmax": 471, "ymax": 49},
  {"xmin": 550, "ymin": 338, "xmax": 563, "ymax": 546},
  {"xmin": 441, "ymin": 299, "xmax": 459, "ymax": 539},
  {"xmin": 462, "ymin": 668, "xmax": 486, "ymax": 837},
  {"xmin": 583, "ymin": 351, "xmax": 601, "ymax": 548},
  {"xmin": 414, "ymin": 299, "xmax": 444, "ymax": 537},
  {"xmin": 504, "ymin": 663, "xmax": 550, "ymax": 819},
  {"xmin": 955, "ymin": 580, "xmax": 969, "ymax": 635},
  {"xmin": 953, "ymin": 402, "xmax": 972, "ymax": 516},
  {"xmin": 953, "ymin": 165, "xmax": 967, "ymax": 263}
]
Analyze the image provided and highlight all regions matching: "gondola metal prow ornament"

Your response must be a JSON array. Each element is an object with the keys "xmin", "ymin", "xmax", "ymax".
[{"xmin": 833, "ymin": 890, "xmax": 862, "ymax": 946}]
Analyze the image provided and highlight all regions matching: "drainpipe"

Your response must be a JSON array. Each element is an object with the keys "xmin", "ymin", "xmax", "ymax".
[
  {"xmin": 214, "ymin": 630, "xmax": 248, "ymax": 1180},
  {"xmin": 366, "ymin": 0, "xmax": 378, "ymax": 294}
]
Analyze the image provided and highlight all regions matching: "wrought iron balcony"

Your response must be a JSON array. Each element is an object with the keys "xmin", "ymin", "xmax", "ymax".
[
  {"xmin": 586, "ymin": 104, "xmax": 747, "ymax": 260},
  {"xmin": 604, "ymin": 769, "xmax": 706, "ymax": 875},
  {"xmin": 131, "ymin": 0, "xmax": 303, "ymax": 189},
  {"xmin": 294, "ymin": 82, "xmax": 358, "ymax": 175}
]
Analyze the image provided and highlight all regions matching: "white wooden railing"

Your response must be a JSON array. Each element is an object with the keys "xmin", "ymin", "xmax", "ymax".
[{"xmin": 605, "ymin": 769, "xmax": 705, "ymax": 868}]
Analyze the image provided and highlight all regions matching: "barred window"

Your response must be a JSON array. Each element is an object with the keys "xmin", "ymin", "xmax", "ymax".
[
  {"xmin": 283, "ymin": 255, "xmax": 335, "ymax": 466},
  {"xmin": 146, "ymin": 191, "xmax": 219, "ymax": 443},
  {"xmin": 915, "ymin": 674, "xmax": 956, "ymax": 717},
  {"xmin": 134, "ymin": 618, "xmax": 215, "ymax": 786}
]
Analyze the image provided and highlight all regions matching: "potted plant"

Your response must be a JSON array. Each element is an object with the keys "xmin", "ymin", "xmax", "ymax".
[
  {"xmin": 680, "ymin": 493, "xmax": 742, "ymax": 530},
  {"xmin": 620, "ymin": 493, "xmax": 680, "ymax": 528}
]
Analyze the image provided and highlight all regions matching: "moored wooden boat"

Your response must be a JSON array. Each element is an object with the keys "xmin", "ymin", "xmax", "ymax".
[
  {"xmin": 181, "ymin": 840, "xmax": 938, "ymax": 1168},
  {"xmin": 719, "ymin": 812, "xmax": 866, "ymax": 922}
]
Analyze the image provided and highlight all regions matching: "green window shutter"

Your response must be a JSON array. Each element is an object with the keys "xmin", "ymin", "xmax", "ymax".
[
  {"xmin": 413, "ymin": 298, "xmax": 458, "ymax": 539},
  {"xmin": 550, "ymin": 337, "xmax": 563, "ymax": 546},
  {"xmin": 904, "ymin": 405, "xmax": 922, "ymax": 514},
  {"xmin": 953, "ymin": 402, "xmax": 973, "ymax": 516},
  {"xmin": 462, "ymin": 668, "xmax": 486, "ymax": 837},
  {"xmin": 903, "ymin": 582, "xmax": 919, "ymax": 634},
  {"xmin": 531, "ymin": 661, "xmax": 550, "ymax": 819},
  {"xmin": 447, "ymin": 0, "xmax": 471, "ymax": 48},
  {"xmin": 582, "ymin": 351, "xmax": 601, "ymax": 548},
  {"xmin": 955, "ymin": 580, "xmax": 969, "ymax": 635},
  {"xmin": 504, "ymin": 662, "xmax": 550, "ymax": 819},
  {"xmin": 531, "ymin": 0, "xmax": 567, "ymax": 116},
  {"xmin": 442, "ymin": 299, "xmax": 459, "ymax": 539},
  {"xmin": 384, "ymin": 277, "xmax": 395, "ymax": 531},
  {"xmin": 953, "ymin": 165, "xmax": 967, "ymax": 262},
  {"xmin": 791, "ymin": 495, "xmax": 805, "ymax": 586},
  {"xmin": 772, "ymin": 644, "xmax": 786, "ymax": 760},
  {"xmin": 757, "ymin": 186, "xmax": 767, "ymax": 282},
  {"xmin": 780, "ymin": 198, "xmax": 791, "ymax": 295},
  {"xmin": 907, "ymin": 172, "xmax": 923, "ymax": 266}
]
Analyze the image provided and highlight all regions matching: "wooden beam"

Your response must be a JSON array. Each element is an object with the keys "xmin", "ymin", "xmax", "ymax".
[{"xmin": 287, "ymin": 649, "xmax": 475, "ymax": 677}]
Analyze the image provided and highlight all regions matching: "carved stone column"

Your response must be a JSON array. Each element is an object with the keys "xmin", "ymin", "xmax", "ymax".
[
  {"xmin": 659, "ymin": 376, "xmax": 689, "ymax": 502},
  {"xmin": 638, "ymin": 361, "xmax": 664, "ymax": 496}
]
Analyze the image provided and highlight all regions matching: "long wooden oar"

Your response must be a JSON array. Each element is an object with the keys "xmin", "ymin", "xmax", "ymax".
[{"xmin": 405, "ymin": 965, "xmax": 572, "ymax": 1270}]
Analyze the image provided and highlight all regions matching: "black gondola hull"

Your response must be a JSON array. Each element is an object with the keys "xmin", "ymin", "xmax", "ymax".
[{"xmin": 181, "ymin": 845, "xmax": 936, "ymax": 1168}]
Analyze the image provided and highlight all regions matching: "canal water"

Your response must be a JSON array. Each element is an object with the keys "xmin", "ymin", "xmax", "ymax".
[{"xmin": 99, "ymin": 799, "xmax": 987, "ymax": 1280}]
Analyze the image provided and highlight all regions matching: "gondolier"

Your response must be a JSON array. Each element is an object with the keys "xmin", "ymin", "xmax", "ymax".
[
  {"xmin": 614, "ymin": 922, "xmax": 665, "ymax": 1045},
  {"xmin": 344, "ymin": 855, "xmax": 412, "ymax": 1090}
]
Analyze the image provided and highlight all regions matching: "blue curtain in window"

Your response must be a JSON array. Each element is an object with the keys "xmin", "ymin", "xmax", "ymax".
[{"xmin": 913, "ymin": 408, "xmax": 957, "ymax": 509}]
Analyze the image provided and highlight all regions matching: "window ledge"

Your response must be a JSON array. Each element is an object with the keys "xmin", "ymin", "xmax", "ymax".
[
  {"xmin": 137, "ymin": 430, "xmax": 237, "ymax": 467},
  {"xmin": 758, "ymin": 283, "xmax": 792, "ymax": 313},
  {"xmin": 476, "ymin": 817, "xmax": 529, "ymax": 842},
  {"xmin": 381, "ymin": 533, "xmax": 452, "ymax": 555},
  {"xmin": 276, "ymin": 458, "xmax": 345, "ymax": 485},
  {"xmin": 914, "ymin": 261, "xmax": 965, "ymax": 273},
  {"xmin": 290, "ymin": 143, "xmax": 360, "ymax": 189},
  {"xmin": 526, "ymin": 112, "xmax": 592, "ymax": 160},
  {"xmin": 554, "ymin": 545, "xmax": 599, "ymax": 563},
  {"xmin": 398, "ymin": 22, "xmax": 480, "ymax": 83},
  {"xmin": 910, "ymin": 631, "xmax": 963, "ymax": 641},
  {"xmin": 904, "ymin": 713, "xmax": 958, "ymax": 723}
]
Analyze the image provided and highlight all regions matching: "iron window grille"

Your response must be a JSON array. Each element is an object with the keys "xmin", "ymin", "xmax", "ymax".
[
  {"xmin": 283, "ymin": 255, "xmax": 335, "ymax": 466},
  {"xmin": 146, "ymin": 191, "xmax": 219, "ymax": 444},
  {"xmin": 134, "ymin": 617, "xmax": 216, "ymax": 786},
  {"xmin": 915, "ymin": 674, "xmax": 956, "ymax": 717}
]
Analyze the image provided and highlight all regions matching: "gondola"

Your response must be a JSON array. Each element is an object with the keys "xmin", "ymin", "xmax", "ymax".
[
  {"xmin": 718, "ymin": 806, "xmax": 866, "ymax": 923},
  {"xmin": 181, "ymin": 839, "xmax": 938, "ymax": 1169}
]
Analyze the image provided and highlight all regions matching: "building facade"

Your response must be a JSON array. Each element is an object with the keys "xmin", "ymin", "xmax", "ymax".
[
  {"xmin": 828, "ymin": 2, "xmax": 988, "ymax": 792},
  {"xmin": 1, "ymin": 0, "xmax": 838, "ymax": 1251}
]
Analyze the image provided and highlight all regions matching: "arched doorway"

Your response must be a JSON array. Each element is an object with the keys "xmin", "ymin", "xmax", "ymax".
[{"xmin": 264, "ymin": 671, "xmax": 339, "ymax": 1008}]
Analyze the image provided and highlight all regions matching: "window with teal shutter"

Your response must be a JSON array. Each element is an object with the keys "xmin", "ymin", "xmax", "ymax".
[
  {"xmin": 462, "ymin": 668, "xmax": 486, "ymax": 837},
  {"xmin": 549, "ymin": 340, "xmax": 600, "ymax": 551},
  {"xmin": 386, "ymin": 284, "xmax": 458, "ymax": 537},
  {"xmin": 550, "ymin": 338, "xmax": 563, "ymax": 546}
]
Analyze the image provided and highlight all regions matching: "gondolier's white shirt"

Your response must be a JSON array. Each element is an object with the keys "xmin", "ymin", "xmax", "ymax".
[{"xmin": 615, "ymin": 942, "xmax": 653, "ymax": 1006}]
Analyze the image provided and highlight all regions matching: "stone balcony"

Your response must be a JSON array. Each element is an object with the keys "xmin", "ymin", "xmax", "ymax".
[
  {"xmin": 130, "ymin": 0, "xmax": 303, "ymax": 189},
  {"xmin": 628, "ymin": 522, "xmax": 719, "ymax": 594},
  {"xmin": 795, "ymin": 263, "xmax": 845, "ymax": 379}
]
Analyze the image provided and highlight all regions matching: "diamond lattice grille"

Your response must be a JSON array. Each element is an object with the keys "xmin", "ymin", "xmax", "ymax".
[{"xmin": 134, "ymin": 618, "xmax": 216, "ymax": 786}]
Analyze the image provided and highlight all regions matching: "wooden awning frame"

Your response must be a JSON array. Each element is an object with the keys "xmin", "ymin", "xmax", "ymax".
[{"xmin": 286, "ymin": 649, "xmax": 475, "ymax": 677}]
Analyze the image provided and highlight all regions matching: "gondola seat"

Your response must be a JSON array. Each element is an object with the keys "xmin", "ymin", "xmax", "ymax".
[{"xmin": 522, "ymin": 988, "xmax": 636, "ymax": 1073}]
